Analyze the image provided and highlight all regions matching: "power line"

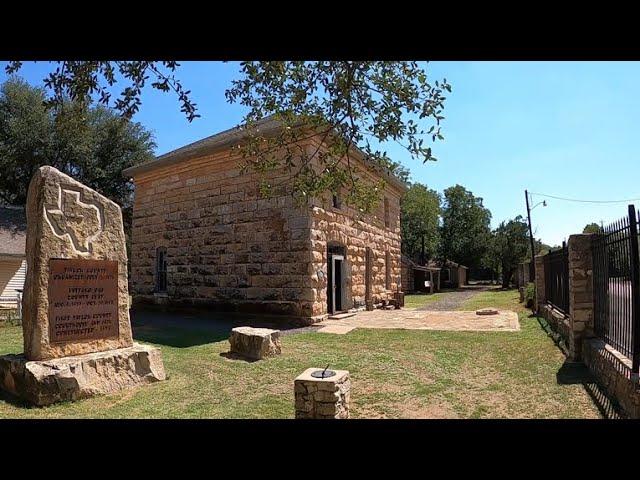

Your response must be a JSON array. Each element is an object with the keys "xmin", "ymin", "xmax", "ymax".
[{"xmin": 528, "ymin": 192, "xmax": 640, "ymax": 204}]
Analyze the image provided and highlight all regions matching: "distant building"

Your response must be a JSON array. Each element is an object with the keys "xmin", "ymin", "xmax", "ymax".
[
  {"xmin": 0, "ymin": 206, "xmax": 26, "ymax": 307},
  {"xmin": 123, "ymin": 117, "xmax": 407, "ymax": 324},
  {"xmin": 436, "ymin": 259, "xmax": 468, "ymax": 288},
  {"xmin": 401, "ymin": 255, "xmax": 441, "ymax": 294}
]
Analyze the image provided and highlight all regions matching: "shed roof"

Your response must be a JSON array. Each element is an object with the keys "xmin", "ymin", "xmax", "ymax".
[
  {"xmin": 402, "ymin": 255, "xmax": 441, "ymax": 272},
  {"xmin": 0, "ymin": 205, "xmax": 26, "ymax": 257}
]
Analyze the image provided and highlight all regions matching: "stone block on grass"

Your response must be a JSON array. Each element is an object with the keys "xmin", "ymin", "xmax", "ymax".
[{"xmin": 229, "ymin": 326, "xmax": 281, "ymax": 360}]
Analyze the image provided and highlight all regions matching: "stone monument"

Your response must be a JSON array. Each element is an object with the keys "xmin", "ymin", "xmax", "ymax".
[{"xmin": 0, "ymin": 166, "xmax": 165, "ymax": 406}]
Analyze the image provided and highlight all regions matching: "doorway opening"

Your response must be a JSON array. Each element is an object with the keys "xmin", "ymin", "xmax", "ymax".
[{"xmin": 327, "ymin": 243, "xmax": 347, "ymax": 314}]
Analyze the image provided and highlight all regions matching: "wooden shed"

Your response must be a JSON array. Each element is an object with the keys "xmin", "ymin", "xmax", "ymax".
[{"xmin": 401, "ymin": 255, "xmax": 441, "ymax": 294}]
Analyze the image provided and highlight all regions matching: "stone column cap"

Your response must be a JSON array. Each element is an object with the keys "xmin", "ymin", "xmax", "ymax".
[{"xmin": 295, "ymin": 368, "xmax": 350, "ymax": 383}]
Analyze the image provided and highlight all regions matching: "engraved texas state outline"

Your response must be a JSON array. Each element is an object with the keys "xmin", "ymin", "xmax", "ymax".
[{"xmin": 44, "ymin": 184, "xmax": 105, "ymax": 254}]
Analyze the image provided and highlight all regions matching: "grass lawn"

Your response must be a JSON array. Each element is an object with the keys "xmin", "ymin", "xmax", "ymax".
[
  {"xmin": 403, "ymin": 292, "xmax": 445, "ymax": 309},
  {"xmin": 0, "ymin": 290, "xmax": 601, "ymax": 418},
  {"xmin": 458, "ymin": 288, "xmax": 529, "ymax": 313}
]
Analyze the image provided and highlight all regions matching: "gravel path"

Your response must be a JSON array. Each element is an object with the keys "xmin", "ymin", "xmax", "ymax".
[{"xmin": 417, "ymin": 287, "xmax": 491, "ymax": 311}]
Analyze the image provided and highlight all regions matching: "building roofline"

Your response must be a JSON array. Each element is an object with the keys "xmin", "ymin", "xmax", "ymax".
[
  {"xmin": 122, "ymin": 117, "xmax": 408, "ymax": 192},
  {"xmin": 402, "ymin": 255, "xmax": 441, "ymax": 271},
  {"xmin": 0, "ymin": 253, "xmax": 25, "ymax": 260}
]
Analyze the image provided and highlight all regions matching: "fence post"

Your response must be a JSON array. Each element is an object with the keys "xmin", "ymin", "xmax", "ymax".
[
  {"xmin": 628, "ymin": 205, "xmax": 640, "ymax": 377},
  {"xmin": 567, "ymin": 234, "xmax": 595, "ymax": 361},
  {"xmin": 534, "ymin": 255, "xmax": 545, "ymax": 313}
]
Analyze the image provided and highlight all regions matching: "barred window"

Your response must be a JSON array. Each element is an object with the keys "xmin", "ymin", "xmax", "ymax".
[
  {"xmin": 156, "ymin": 247, "xmax": 167, "ymax": 293},
  {"xmin": 384, "ymin": 198, "xmax": 390, "ymax": 228},
  {"xmin": 385, "ymin": 251, "xmax": 391, "ymax": 290}
]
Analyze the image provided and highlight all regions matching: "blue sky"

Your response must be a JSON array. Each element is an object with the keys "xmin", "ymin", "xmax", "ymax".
[{"xmin": 2, "ymin": 61, "xmax": 639, "ymax": 246}]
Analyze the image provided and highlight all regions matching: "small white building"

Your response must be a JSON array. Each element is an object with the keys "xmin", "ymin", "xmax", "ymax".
[{"xmin": 0, "ymin": 206, "xmax": 26, "ymax": 308}]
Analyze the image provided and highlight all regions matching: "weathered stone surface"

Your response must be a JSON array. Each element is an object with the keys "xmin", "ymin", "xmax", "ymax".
[
  {"xmin": 0, "ymin": 343, "xmax": 165, "ymax": 406},
  {"xmin": 127, "ymin": 134, "xmax": 404, "ymax": 323},
  {"xmin": 476, "ymin": 308, "xmax": 498, "ymax": 315},
  {"xmin": 583, "ymin": 338, "xmax": 637, "ymax": 418},
  {"xmin": 229, "ymin": 326, "xmax": 281, "ymax": 360},
  {"xmin": 567, "ymin": 233, "xmax": 595, "ymax": 360},
  {"xmin": 23, "ymin": 166, "xmax": 133, "ymax": 360},
  {"xmin": 294, "ymin": 368, "xmax": 350, "ymax": 419}
]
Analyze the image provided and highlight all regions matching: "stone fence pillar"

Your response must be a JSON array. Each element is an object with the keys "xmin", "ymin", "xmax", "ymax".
[
  {"xmin": 534, "ymin": 255, "xmax": 545, "ymax": 312},
  {"xmin": 567, "ymin": 233, "xmax": 595, "ymax": 361}
]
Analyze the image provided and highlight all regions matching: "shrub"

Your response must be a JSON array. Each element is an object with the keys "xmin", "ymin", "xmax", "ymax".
[
  {"xmin": 0, "ymin": 308, "xmax": 21, "ymax": 326},
  {"xmin": 524, "ymin": 282, "xmax": 536, "ymax": 308}
]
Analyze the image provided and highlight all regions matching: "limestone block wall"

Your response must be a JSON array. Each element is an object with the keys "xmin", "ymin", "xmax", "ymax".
[
  {"xmin": 129, "ymin": 134, "xmax": 407, "ymax": 323},
  {"xmin": 130, "ymin": 150, "xmax": 316, "ymax": 319},
  {"xmin": 308, "ymin": 192, "xmax": 402, "ymax": 317}
]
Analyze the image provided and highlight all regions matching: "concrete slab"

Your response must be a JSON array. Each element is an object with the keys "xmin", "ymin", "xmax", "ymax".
[
  {"xmin": 328, "ymin": 312, "xmax": 357, "ymax": 320},
  {"xmin": 317, "ymin": 309, "xmax": 520, "ymax": 333},
  {"xmin": 316, "ymin": 324, "xmax": 357, "ymax": 335}
]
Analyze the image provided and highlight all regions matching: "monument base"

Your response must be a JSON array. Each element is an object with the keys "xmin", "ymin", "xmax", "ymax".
[{"xmin": 0, "ymin": 343, "xmax": 166, "ymax": 406}]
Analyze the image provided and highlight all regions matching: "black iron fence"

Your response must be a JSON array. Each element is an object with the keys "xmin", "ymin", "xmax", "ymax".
[
  {"xmin": 593, "ymin": 205, "xmax": 640, "ymax": 372},
  {"xmin": 544, "ymin": 244, "xmax": 569, "ymax": 313}
]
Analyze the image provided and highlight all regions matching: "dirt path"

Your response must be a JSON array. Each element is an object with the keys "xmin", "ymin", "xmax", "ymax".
[{"xmin": 417, "ymin": 286, "xmax": 493, "ymax": 311}]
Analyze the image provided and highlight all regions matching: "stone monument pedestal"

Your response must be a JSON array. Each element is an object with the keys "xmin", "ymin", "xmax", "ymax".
[
  {"xmin": 294, "ymin": 368, "xmax": 350, "ymax": 419},
  {"xmin": 0, "ymin": 166, "xmax": 166, "ymax": 407},
  {"xmin": 0, "ymin": 343, "xmax": 165, "ymax": 407}
]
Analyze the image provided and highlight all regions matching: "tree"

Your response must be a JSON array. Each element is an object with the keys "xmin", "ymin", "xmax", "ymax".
[
  {"xmin": 532, "ymin": 238, "xmax": 554, "ymax": 257},
  {"xmin": 491, "ymin": 216, "xmax": 530, "ymax": 288},
  {"xmin": 481, "ymin": 234, "xmax": 502, "ymax": 283},
  {"xmin": 0, "ymin": 77, "xmax": 155, "ymax": 214},
  {"xmin": 401, "ymin": 183, "xmax": 441, "ymax": 263},
  {"xmin": 6, "ymin": 61, "xmax": 451, "ymax": 212},
  {"xmin": 5, "ymin": 61, "xmax": 199, "ymax": 121},
  {"xmin": 439, "ymin": 185, "xmax": 492, "ymax": 271},
  {"xmin": 583, "ymin": 222, "xmax": 603, "ymax": 234}
]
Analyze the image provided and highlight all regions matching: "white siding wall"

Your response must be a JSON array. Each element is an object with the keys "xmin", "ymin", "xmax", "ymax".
[{"xmin": 0, "ymin": 259, "xmax": 26, "ymax": 304}]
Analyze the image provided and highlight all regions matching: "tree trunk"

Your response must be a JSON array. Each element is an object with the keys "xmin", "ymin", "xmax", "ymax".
[{"xmin": 502, "ymin": 266, "xmax": 512, "ymax": 289}]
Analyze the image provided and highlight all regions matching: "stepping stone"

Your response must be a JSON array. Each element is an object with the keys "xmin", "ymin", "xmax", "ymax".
[
  {"xmin": 328, "ymin": 312, "xmax": 356, "ymax": 320},
  {"xmin": 229, "ymin": 327, "xmax": 281, "ymax": 360},
  {"xmin": 316, "ymin": 325, "xmax": 357, "ymax": 335}
]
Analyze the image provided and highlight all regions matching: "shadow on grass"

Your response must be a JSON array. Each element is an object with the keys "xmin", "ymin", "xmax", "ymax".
[
  {"xmin": 219, "ymin": 351, "xmax": 259, "ymax": 363},
  {"xmin": 130, "ymin": 306, "xmax": 317, "ymax": 348},
  {"xmin": 535, "ymin": 314, "xmax": 625, "ymax": 419},
  {"xmin": 133, "ymin": 325, "xmax": 229, "ymax": 348},
  {"xmin": 0, "ymin": 388, "xmax": 32, "ymax": 409},
  {"xmin": 556, "ymin": 360, "xmax": 625, "ymax": 419},
  {"xmin": 536, "ymin": 314, "xmax": 570, "ymax": 356},
  {"xmin": 529, "ymin": 313, "xmax": 626, "ymax": 419}
]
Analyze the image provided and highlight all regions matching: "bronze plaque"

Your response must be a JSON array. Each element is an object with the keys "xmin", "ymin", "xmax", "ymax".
[{"xmin": 48, "ymin": 258, "xmax": 119, "ymax": 344}]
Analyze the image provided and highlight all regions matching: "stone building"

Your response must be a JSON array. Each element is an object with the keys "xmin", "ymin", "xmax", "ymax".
[{"xmin": 123, "ymin": 118, "xmax": 407, "ymax": 324}]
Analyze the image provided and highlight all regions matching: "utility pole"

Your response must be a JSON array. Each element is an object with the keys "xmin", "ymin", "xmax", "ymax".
[{"xmin": 525, "ymin": 190, "xmax": 536, "ymax": 280}]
